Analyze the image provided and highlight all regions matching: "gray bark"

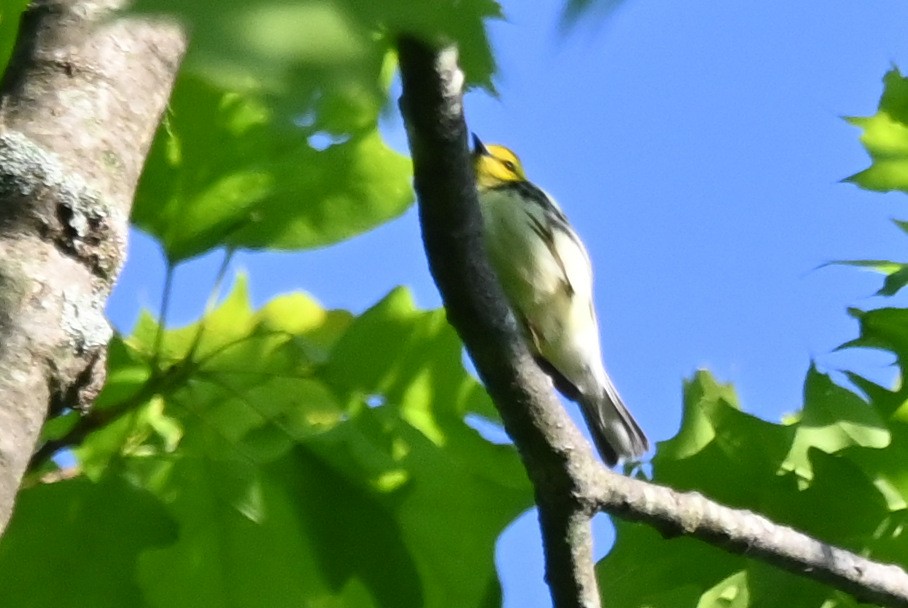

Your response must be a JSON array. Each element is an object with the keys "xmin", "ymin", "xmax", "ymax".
[{"xmin": 0, "ymin": 0, "xmax": 185, "ymax": 532}]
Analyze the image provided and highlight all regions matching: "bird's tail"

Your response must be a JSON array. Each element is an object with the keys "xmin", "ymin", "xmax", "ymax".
[{"xmin": 578, "ymin": 379, "xmax": 649, "ymax": 467}]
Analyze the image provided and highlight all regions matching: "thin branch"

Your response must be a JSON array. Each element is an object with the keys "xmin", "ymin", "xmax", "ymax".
[
  {"xmin": 152, "ymin": 261, "xmax": 175, "ymax": 367},
  {"xmin": 184, "ymin": 246, "xmax": 235, "ymax": 361},
  {"xmin": 395, "ymin": 34, "xmax": 908, "ymax": 608},
  {"xmin": 26, "ymin": 365, "xmax": 171, "ymax": 474},
  {"xmin": 27, "ymin": 412, "xmax": 105, "ymax": 472}
]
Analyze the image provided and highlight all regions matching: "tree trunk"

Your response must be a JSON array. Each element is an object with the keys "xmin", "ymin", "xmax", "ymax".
[{"xmin": 0, "ymin": 0, "xmax": 185, "ymax": 533}]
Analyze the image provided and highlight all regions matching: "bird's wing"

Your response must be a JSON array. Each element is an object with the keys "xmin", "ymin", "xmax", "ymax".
[{"xmin": 513, "ymin": 182, "xmax": 593, "ymax": 300}]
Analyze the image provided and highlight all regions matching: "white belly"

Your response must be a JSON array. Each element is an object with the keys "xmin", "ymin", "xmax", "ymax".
[{"xmin": 480, "ymin": 188, "xmax": 606, "ymax": 396}]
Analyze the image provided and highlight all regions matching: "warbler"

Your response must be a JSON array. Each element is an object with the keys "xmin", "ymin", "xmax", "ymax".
[{"xmin": 472, "ymin": 134, "xmax": 648, "ymax": 466}]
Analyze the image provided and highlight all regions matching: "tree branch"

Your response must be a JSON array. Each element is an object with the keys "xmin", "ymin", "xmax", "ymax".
[
  {"xmin": 591, "ymin": 467, "xmax": 908, "ymax": 607},
  {"xmin": 0, "ymin": 0, "xmax": 185, "ymax": 533},
  {"xmin": 398, "ymin": 35, "xmax": 604, "ymax": 608},
  {"xmin": 396, "ymin": 35, "xmax": 908, "ymax": 608}
]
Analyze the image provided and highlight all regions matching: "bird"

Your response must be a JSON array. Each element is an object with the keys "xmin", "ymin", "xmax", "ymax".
[{"xmin": 471, "ymin": 133, "xmax": 649, "ymax": 466}]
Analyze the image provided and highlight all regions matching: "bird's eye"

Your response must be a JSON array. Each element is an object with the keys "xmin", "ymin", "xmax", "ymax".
[{"xmin": 502, "ymin": 160, "xmax": 517, "ymax": 173}]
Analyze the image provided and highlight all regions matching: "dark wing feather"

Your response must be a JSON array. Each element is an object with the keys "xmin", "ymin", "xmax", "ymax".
[{"xmin": 497, "ymin": 181, "xmax": 586, "ymax": 297}]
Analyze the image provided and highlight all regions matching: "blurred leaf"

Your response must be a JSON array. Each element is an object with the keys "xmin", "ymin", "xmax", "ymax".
[
  {"xmin": 0, "ymin": 476, "xmax": 176, "ymax": 608},
  {"xmin": 846, "ymin": 67, "xmax": 908, "ymax": 192},
  {"xmin": 94, "ymin": 336, "xmax": 154, "ymax": 409},
  {"xmin": 697, "ymin": 571, "xmax": 750, "ymax": 608},
  {"xmin": 133, "ymin": 75, "xmax": 413, "ymax": 262},
  {"xmin": 39, "ymin": 409, "xmax": 79, "ymax": 442},
  {"xmin": 16, "ymin": 280, "xmax": 531, "ymax": 607},
  {"xmin": 129, "ymin": 0, "xmax": 499, "ymax": 105},
  {"xmin": 0, "ymin": 0, "xmax": 29, "ymax": 78},
  {"xmin": 561, "ymin": 0, "xmax": 628, "ymax": 31},
  {"xmin": 127, "ymin": 0, "xmax": 502, "ymax": 261}
]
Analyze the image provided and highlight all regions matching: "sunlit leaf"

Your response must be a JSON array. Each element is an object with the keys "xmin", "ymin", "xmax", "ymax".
[
  {"xmin": 782, "ymin": 366, "xmax": 888, "ymax": 480},
  {"xmin": 127, "ymin": 0, "xmax": 502, "ymax": 261},
  {"xmin": 601, "ymin": 369, "xmax": 900, "ymax": 606},
  {"xmin": 846, "ymin": 67, "xmax": 908, "ymax": 193},
  {"xmin": 12, "ymin": 281, "xmax": 531, "ymax": 608},
  {"xmin": 133, "ymin": 75, "xmax": 413, "ymax": 262}
]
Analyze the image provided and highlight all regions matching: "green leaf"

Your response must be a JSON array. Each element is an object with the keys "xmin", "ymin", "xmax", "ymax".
[
  {"xmin": 601, "ymin": 369, "xmax": 900, "ymax": 606},
  {"xmin": 127, "ymin": 0, "xmax": 502, "ymax": 261},
  {"xmin": 39, "ymin": 409, "xmax": 79, "ymax": 442},
  {"xmin": 0, "ymin": 0, "xmax": 29, "ymax": 78},
  {"xmin": 600, "ymin": 520, "xmax": 741, "ymax": 608},
  {"xmin": 654, "ymin": 371, "xmax": 795, "ymax": 511},
  {"xmin": 835, "ymin": 305, "xmax": 908, "ymax": 517},
  {"xmin": 826, "ymin": 258, "xmax": 908, "ymax": 296},
  {"xmin": 129, "ymin": 0, "xmax": 499, "ymax": 100},
  {"xmin": 95, "ymin": 335, "xmax": 155, "ymax": 409},
  {"xmin": 846, "ymin": 67, "xmax": 908, "ymax": 193},
  {"xmin": 133, "ymin": 75, "xmax": 413, "ymax": 262},
  {"xmin": 124, "ymin": 277, "xmax": 356, "ymax": 451},
  {"xmin": 135, "ymin": 449, "xmax": 418, "ymax": 608},
  {"xmin": 323, "ymin": 287, "xmax": 503, "ymax": 428},
  {"xmin": 130, "ymin": 275, "xmax": 352, "ymax": 374},
  {"xmin": 782, "ymin": 365, "xmax": 888, "ymax": 480},
  {"xmin": 52, "ymin": 281, "xmax": 530, "ymax": 607},
  {"xmin": 70, "ymin": 277, "xmax": 354, "ymax": 475},
  {"xmin": 843, "ymin": 307, "xmax": 908, "ymax": 370},
  {"xmin": 741, "ymin": 561, "xmax": 859, "ymax": 608},
  {"xmin": 129, "ymin": 286, "xmax": 529, "ymax": 607},
  {"xmin": 0, "ymin": 476, "xmax": 177, "ymax": 608},
  {"xmin": 784, "ymin": 448, "xmax": 890, "ymax": 544}
]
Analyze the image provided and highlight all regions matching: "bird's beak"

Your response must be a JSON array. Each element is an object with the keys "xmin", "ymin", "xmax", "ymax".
[{"xmin": 472, "ymin": 133, "xmax": 490, "ymax": 156}]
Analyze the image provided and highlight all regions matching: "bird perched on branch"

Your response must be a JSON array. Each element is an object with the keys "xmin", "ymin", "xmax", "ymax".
[{"xmin": 472, "ymin": 134, "xmax": 648, "ymax": 466}]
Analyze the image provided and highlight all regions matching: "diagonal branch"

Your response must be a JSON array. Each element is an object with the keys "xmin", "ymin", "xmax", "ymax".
[
  {"xmin": 590, "ymin": 467, "xmax": 908, "ymax": 607},
  {"xmin": 0, "ymin": 0, "xmax": 185, "ymax": 533},
  {"xmin": 396, "ymin": 34, "xmax": 908, "ymax": 608},
  {"xmin": 397, "ymin": 35, "xmax": 603, "ymax": 608}
]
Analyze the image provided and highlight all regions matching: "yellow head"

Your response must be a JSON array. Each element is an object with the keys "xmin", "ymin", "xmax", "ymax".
[{"xmin": 472, "ymin": 134, "xmax": 527, "ymax": 190}]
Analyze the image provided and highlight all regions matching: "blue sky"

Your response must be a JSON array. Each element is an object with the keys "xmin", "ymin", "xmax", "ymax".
[{"xmin": 108, "ymin": 1, "xmax": 908, "ymax": 606}]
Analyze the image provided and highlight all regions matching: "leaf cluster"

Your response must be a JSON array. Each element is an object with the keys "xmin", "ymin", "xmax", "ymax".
[
  {"xmin": 599, "ymin": 68, "xmax": 908, "ymax": 608},
  {"xmin": 2, "ymin": 281, "xmax": 532, "ymax": 607}
]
